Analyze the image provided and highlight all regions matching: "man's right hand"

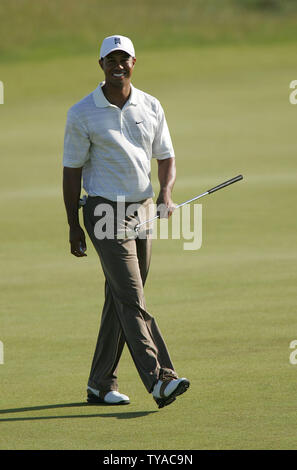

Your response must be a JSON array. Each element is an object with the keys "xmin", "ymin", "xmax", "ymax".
[{"xmin": 69, "ymin": 225, "xmax": 87, "ymax": 257}]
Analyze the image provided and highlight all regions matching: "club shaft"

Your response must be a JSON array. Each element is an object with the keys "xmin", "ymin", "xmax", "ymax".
[
  {"xmin": 135, "ymin": 191, "xmax": 209, "ymax": 230},
  {"xmin": 175, "ymin": 191, "xmax": 209, "ymax": 209},
  {"xmin": 135, "ymin": 174, "xmax": 243, "ymax": 231}
]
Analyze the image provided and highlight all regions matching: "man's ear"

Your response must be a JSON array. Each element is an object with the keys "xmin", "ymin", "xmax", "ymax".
[{"xmin": 99, "ymin": 58, "xmax": 104, "ymax": 70}]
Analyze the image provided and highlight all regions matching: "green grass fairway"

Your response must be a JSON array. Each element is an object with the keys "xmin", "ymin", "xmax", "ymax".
[{"xmin": 1, "ymin": 43, "xmax": 297, "ymax": 450}]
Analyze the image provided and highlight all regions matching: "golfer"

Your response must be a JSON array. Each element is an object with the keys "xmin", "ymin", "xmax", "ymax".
[{"xmin": 63, "ymin": 35, "xmax": 189, "ymax": 408}]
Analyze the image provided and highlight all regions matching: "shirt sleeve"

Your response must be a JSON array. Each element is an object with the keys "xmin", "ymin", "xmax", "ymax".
[
  {"xmin": 63, "ymin": 108, "xmax": 90, "ymax": 168},
  {"xmin": 152, "ymin": 100, "xmax": 175, "ymax": 160}
]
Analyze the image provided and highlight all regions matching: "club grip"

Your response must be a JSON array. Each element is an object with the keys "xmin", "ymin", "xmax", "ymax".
[{"xmin": 207, "ymin": 174, "xmax": 243, "ymax": 194}]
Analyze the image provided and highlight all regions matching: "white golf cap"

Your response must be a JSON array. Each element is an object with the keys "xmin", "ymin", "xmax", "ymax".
[{"xmin": 100, "ymin": 35, "xmax": 135, "ymax": 59}]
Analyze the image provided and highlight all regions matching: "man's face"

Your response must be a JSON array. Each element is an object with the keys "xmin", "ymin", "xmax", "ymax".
[{"xmin": 99, "ymin": 50, "xmax": 136, "ymax": 87}]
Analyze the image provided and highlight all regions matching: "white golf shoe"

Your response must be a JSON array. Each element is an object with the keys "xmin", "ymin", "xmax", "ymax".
[
  {"xmin": 152, "ymin": 377, "xmax": 190, "ymax": 408},
  {"xmin": 87, "ymin": 386, "xmax": 130, "ymax": 405}
]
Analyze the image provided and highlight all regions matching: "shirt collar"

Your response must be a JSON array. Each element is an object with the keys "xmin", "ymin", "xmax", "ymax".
[
  {"xmin": 128, "ymin": 84, "xmax": 138, "ymax": 106},
  {"xmin": 93, "ymin": 82, "xmax": 138, "ymax": 108}
]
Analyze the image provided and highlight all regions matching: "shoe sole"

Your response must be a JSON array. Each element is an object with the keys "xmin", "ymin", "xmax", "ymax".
[
  {"xmin": 154, "ymin": 379, "xmax": 190, "ymax": 409},
  {"xmin": 87, "ymin": 394, "xmax": 130, "ymax": 405}
]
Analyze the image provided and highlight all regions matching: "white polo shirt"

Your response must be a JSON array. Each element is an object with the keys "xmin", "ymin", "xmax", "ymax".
[{"xmin": 63, "ymin": 83, "xmax": 175, "ymax": 202}]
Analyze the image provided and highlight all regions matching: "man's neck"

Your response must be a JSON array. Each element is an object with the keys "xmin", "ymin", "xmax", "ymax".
[{"xmin": 102, "ymin": 82, "xmax": 131, "ymax": 109}]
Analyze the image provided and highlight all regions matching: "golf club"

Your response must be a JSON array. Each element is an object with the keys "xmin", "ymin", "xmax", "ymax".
[{"xmin": 134, "ymin": 174, "xmax": 244, "ymax": 232}]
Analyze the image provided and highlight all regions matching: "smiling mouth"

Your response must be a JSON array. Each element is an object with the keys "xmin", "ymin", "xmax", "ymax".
[{"xmin": 113, "ymin": 72, "xmax": 125, "ymax": 78}]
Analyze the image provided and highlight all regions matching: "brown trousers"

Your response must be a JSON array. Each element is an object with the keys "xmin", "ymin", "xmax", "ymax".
[{"xmin": 83, "ymin": 196, "xmax": 177, "ymax": 393}]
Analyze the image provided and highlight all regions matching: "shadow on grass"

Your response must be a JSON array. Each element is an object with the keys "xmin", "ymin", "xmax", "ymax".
[{"xmin": 0, "ymin": 402, "xmax": 158, "ymax": 422}]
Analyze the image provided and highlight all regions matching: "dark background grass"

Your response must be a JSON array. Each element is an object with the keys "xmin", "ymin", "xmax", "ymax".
[{"xmin": 0, "ymin": 0, "xmax": 297, "ymax": 64}]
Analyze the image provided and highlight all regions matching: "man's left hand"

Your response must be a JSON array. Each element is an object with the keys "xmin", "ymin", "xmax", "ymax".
[{"xmin": 156, "ymin": 190, "xmax": 176, "ymax": 219}]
